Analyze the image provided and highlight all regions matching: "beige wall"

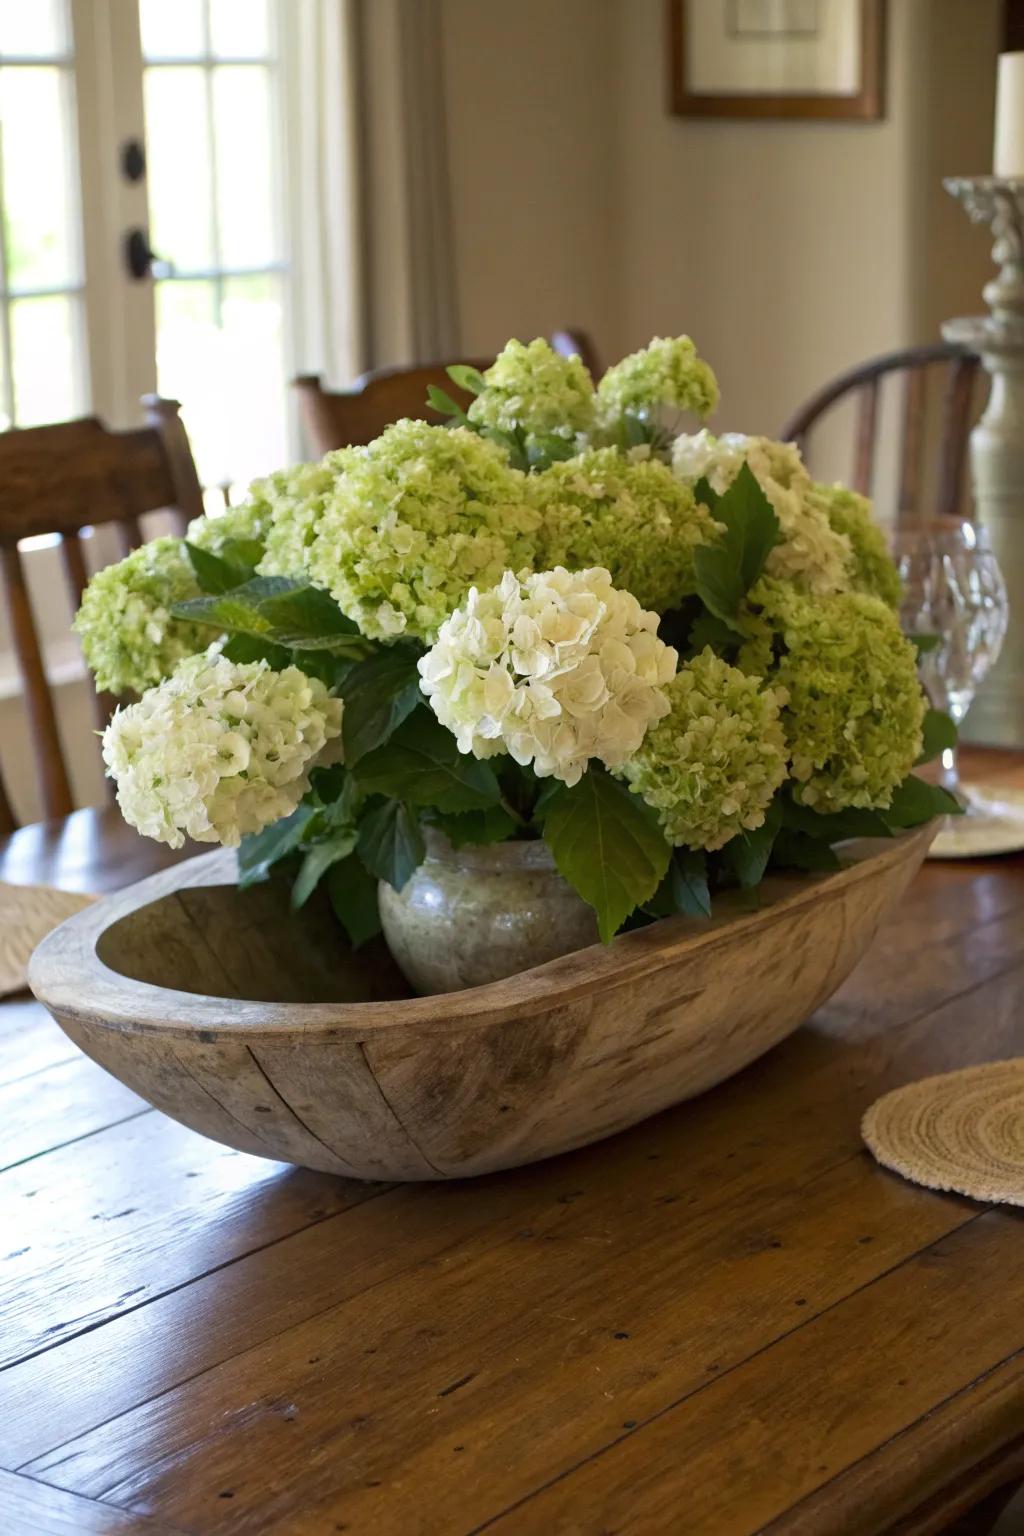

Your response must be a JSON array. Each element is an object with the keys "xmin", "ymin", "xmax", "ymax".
[
  {"xmin": 611, "ymin": 0, "xmax": 999, "ymax": 453},
  {"xmin": 440, "ymin": 0, "xmax": 617, "ymax": 362},
  {"xmin": 442, "ymin": 0, "xmax": 1000, "ymax": 478}
]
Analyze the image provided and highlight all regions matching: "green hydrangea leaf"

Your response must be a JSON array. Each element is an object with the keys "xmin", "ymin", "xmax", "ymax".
[
  {"xmin": 355, "ymin": 710, "xmax": 502, "ymax": 812},
  {"xmin": 218, "ymin": 537, "xmax": 265, "ymax": 573},
  {"xmin": 687, "ymin": 608, "xmax": 739, "ymax": 657},
  {"xmin": 326, "ymin": 856, "xmax": 382, "ymax": 948},
  {"xmin": 446, "ymin": 364, "xmax": 486, "ymax": 396},
  {"xmin": 883, "ymin": 774, "xmax": 963, "ymax": 827},
  {"xmin": 430, "ymin": 805, "xmax": 518, "ymax": 848},
  {"xmin": 478, "ymin": 425, "xmax": 529, "ymax": 471},
  {"xmin": 292, "ymin": 827, "xmax": 359, "ymax": 910},
  {"xmin": 237, "ymin": 804, "xmax": 316, "ymax": 888},
  {"xmin": 542, "ymin": 769, "xmax": 670, "ymax": 943},
  {"xmin": 671, "ymin": 848, "xmax": 712, "ymax": 917},
  {"xmin": 220, "ymin": 633, "xmax": 294, "ymax": 670},
  {"xmin": 185, "ymin": 541, "xmax": 254, "ymax": 595},
  {"xmin": 526, "ymin": 434, "xmax": 577, "ymax": 469},
  {"xmin": 723, "ymin": 800, "xmax": 782, "ymax": 888},
  {"xmin": 357, "ymin": 799, "xmax": 425, "ymax": 890},
  {"xmin": 340, "ymin": 648, "xmax": 424, "ymax": 766},
  {"xmin": 782, "ymin": 797, "xmax": 893, "ymax": 842},
  {"xmin": 916, "ymin": 708, "xmax": 958, "ymax": 765},
  {"xmin": 692, "ymin": 476, "xmax": 720, "ymax": 511},
  {"xmin": 426, "ymin": 384, "xmax": 470, "ymax": 424},
  {"xmin": 173, "ymin": 576, "xmax": 368, "ymax": 655},
  {"xmin": 770, "ymin": 830, "xmax": 843, "ymax": 873},
  {"xmin": 693, "ymin": 462, "xmax": 781, "ymax": 629}
]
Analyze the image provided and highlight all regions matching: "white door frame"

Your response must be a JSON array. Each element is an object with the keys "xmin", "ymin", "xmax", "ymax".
[{"xmin": 71, "ymin": 0, "xmax": 156, "ymax": 428}]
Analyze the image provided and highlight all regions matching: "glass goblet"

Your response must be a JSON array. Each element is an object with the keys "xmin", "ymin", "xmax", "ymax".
[{"xmin": 892, "ymin": 519, "xmax": 1008, "ymax": 808}]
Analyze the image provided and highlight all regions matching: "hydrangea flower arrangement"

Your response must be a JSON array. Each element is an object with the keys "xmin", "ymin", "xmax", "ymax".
[{"xmin": 82, "ymin": 335, "xmax": 958, "ymax": 951}]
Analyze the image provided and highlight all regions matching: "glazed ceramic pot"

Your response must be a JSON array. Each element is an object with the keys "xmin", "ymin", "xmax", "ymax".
[{"xmin": 377, "ymin": 829, "xmax": 599, "ymax": 994}]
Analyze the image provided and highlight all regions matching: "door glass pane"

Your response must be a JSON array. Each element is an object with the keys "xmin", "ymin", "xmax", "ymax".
[
  {"xmin": 138, "ymin": 0, "xmax": 204, "ymax": 61},
  {"xmin": 143, "ymin": 67, "xmax": 213, "ymax": 272},
  {"xmin": 144, "ymin": 0, "xmax": 291, "ymax": 497},
  {"xmin": 221, "ymin": 272, "xmax": 286, "ymax": 477},
  {"xmin": 0, "ymin": 0, "xmax": 86, "ymax": 429},
  {"xmin": 210, "ymin": 0, "xmax": 270, "ymax": 59},
  {"xmin": 213, "ymin": 67, "xmax": 276, "ymax": 268},
  {"xmin": 0, "ymin": 67, "xmax": 79, "ymax": 289},
  {"xmin": 0, "ymin": 0, "xmax": 68, "ymax": 58},
  {"xmin": 154, "ymin": 279, "xmax": 215, "ymax": 458},
  {"xmin": 155, "ymin": 274, "xmax": 286, "ymax": 489},
  {"xmin": 11, "ymin": 294, "xmax": 83, "ymax": 424}
]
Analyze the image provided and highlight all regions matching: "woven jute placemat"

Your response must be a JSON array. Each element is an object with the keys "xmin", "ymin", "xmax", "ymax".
[
  {"xmin": 0, "ymin": 882, "xmax": 94, "ymax": 997},
  {"xmin": 863, "ymin": 1059, "xmax": 1024, "ymax": 1207}
]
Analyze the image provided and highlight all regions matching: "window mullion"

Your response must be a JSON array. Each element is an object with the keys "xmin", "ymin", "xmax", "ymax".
[{"xmin": 200, "ymin": 0, "xmax": 223, "ymax": 327}]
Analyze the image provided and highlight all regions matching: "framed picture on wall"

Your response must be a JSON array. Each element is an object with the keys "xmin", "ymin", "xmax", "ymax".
[{"xmin": 667, "ymin": 0, "xmax": 885, "ymax": 121}]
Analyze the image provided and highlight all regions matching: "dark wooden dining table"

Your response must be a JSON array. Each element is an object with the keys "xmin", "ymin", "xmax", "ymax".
[{"xmin": 1, "ymin": 748, "xmax": 1022, "ymax": 1536}]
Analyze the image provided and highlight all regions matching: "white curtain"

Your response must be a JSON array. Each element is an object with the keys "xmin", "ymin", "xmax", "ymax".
[{"xmin": 284, "ymin": 0, "xmax": 460, "ymax": 386}]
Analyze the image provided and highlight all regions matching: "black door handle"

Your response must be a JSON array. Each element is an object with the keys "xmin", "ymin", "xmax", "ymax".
[{"xmin": 124, "ymin": 228, "xmax": 172, "ymax": 281}]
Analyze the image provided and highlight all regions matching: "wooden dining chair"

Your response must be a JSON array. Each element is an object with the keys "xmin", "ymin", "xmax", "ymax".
[
  {"xmin": 779, "ymin": 341, "xmax": 984, "ymax": 520},
  {"xmin": 294, "ymin": 328, "xmax": 601, "ymax": 456},
  {"xmin": 0, "ymin": 396, "xmax": 204, "ymax": 832}
]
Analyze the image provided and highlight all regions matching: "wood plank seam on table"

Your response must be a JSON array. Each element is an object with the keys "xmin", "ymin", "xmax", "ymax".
[
  {"xmin": 0, "ymin": 1466, "xmax": 190, "ymax": 1535},
  {"xmin": 459, "ymin": 1207, "xmax": 996, "ymax": 1536},
  {"xmin": 1, "ymin": 1048, "xmax": 81, "ymax": 1090},
  {"xmin": 758, "ymin": 1349, "xmax": 1024, "ymax": 1535},
  {"xmin": 2, "ymin": 1107, "xmax": 154, "ymax": 1177},
  {"xmin": 0, "ymin": 1190, "xmax": 397, "ymax": 1386}
]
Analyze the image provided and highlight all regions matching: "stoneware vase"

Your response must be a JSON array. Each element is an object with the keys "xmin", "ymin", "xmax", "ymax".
[{"xmin": 378, "ymin": 829, "xmax": 599, "ymax": 994}]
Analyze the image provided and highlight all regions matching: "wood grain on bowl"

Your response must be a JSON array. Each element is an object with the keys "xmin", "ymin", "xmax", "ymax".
[{"xmin": 28, "ymin": 825, "xmax": 934, "ymax": 1180}]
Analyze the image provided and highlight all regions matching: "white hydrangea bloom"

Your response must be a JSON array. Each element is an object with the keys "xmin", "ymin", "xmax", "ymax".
[
  {"xmin": 418, "ymin": 566, "xmax": 678, "ymax": 787},
  {"xmin": 673, "ymin": 430, "xmax": 854, "ymax": 596},
  {"xmin": 103, "ymin": 649, "xmax": 343, "ymax": 849}
]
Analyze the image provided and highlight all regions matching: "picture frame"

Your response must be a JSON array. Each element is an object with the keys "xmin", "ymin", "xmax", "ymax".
[{"xmin": 666, "ymin": 0, "xmax": 886, "ymax": 122}]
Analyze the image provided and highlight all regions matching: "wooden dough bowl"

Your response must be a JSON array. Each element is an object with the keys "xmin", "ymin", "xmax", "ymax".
[{"xmin": 29, "ymin": 826, "xmax": 933, "ymax": 1181}]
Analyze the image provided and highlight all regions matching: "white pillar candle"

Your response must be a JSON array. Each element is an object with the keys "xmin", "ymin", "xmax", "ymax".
[{"xmin": 994, "ymin": 53, "xmax": 1024, "ymax": 178}]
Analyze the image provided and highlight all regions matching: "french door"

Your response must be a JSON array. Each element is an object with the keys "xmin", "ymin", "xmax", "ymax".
[{"xmin": 0, "ymin": 0, "xmax": 293, "ymax": 506}]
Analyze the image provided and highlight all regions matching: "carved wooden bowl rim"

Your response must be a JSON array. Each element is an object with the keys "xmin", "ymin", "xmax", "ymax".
[{"xmin": 28, "ymin": 825, "xmax": 935, "ymax": 1043}]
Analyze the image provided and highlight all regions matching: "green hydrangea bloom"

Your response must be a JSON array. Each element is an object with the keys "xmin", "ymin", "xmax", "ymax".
[
  {"xmin": 808, "ymin": 481, "xmax": 901, "ymax": 608},
  {"xmin": 186, "ymin": 496, "xmax": 272, "ymax": 559},
  {"xmin": 467, "ymin": 338, "xmax": 597, "ymax": 443},
  {"xmin": 741, "ymin": 578, "xmax": 923, "ymax": 812},
  {"xmin": 616, "ymin": 648, "xmax": 789, "ymax": 850},
  {"xmin": 529, "ymin": 447, "xmax": 721, "ymax": 613},
  {"xmin": 305, "ymin": 421, "xmax": 541, "ymax": 641},
  {"xmin": 73, "ymin": 536, "xmax": 209, "ymax": 695},
  {"xmin": 598, "ymin": 336, "xmax": 719, "ymax": 423},
  {"xmin": 253, "ymin": 456, "xmax": 351, "ymax": 579}
]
